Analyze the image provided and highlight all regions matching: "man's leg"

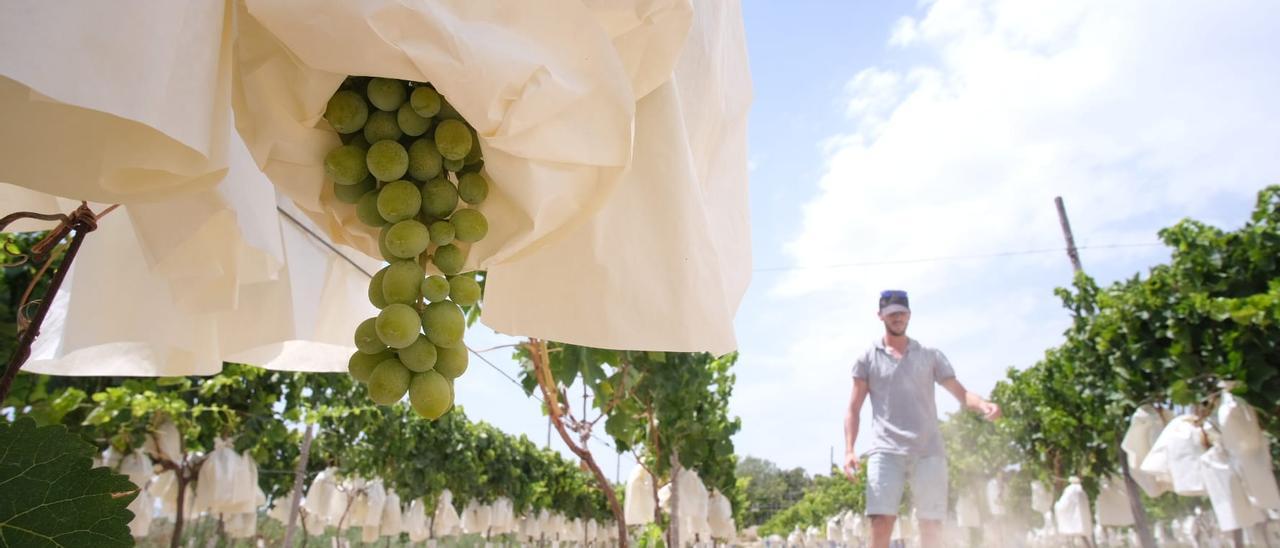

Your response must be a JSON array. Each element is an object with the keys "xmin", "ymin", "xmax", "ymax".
[
  {"xmin": 869, "ymin": 515, "xmax": 896, "ymax": 548},
  {"xmin": 864, "ymin": 453, "xmax": 906, "ymax": 548},
  {"xmin": 909, "ymin": 455, "xmax": 949, "ymax": 548},
  {"xmin": 917, "ymin": 519, "xmax": 942, "ymax": 547}
]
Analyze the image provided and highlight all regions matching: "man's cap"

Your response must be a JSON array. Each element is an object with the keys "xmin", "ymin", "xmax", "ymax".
[{"xmin": 879, "ymin": 289, "xmax": 909, "ymax": 315}]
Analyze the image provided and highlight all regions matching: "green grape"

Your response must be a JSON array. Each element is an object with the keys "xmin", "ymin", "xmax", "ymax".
[
  {"xmin": 355, "ymin": 191, "xmax": 388, "ymax": 227},
  {"xmin": 381, "ymin": 259, "xmax": 424, "ymax": 305},
  {"xmin": 421, "ymin": 301, "xmax": 464, "ymax": 348},
  {"xmin": 363, "ymin": 110, "xmax": 403, "ymax": 143},
  {"xmin": 432, "ymin": 243, "xmax": 466, "ymax": 275},
  {"xmin": 397, "ymin": 103, "xmax": 431, "ymax": 137},
  {"xmin": 463, "ymin": 128, "xmax": 482, "ymax": 164},
  {"xmin": 434, "ymin": 119, "xmax": 472, "ymax": 161},
  {"xmin": 376, "ymin": 304, "xmax": 421, "ymax": 349},
  {"xmin": 384, "ymin": 219, "xmax": 431, "ymax": 259},
  {"xmin": 334, "ymin": 177, "xmax": 375, "ymax": 204},
  {"xmin": 420, "ymin": 178, "xmax": 459, "ymax": 218},
  {"xmin": 376, "ymin": 180, "xmax": 421, "ymax": 222},
  {"xmin": 354, "ymin": 317, "xmax": 386, "ymax": 354},
  {"xmin": 378, "ymin": 225, "xmax": 397, "ymax": 261},
  {"xmin": 410, "ymin": 86, "xmax": 442, "ymax": 118},
  {"xmin": 366, "ymin": 140, "xmax": 409, "ymax": 182},
  {"xmin": 408, "ymin": 370, "xmax": 452, "ymax": 419},
  {"xmin": 407, "ymin": 139, "xmax": 444, "ymax": 182},
  {"xmin": 448, "ymin": 275, "xmax": 482, "ymax": 306},
  {"xmin": 324, "ymin": 90, "xmax": 369, "ymax": 134},
  {"xmin": 349, "ymin": 350, "xmax": 393, "ymax": 382},
  {"xmin": 368, "ymin": 267, "xmax": 389, "ymax": 308},
  {"xmin": 342, "ymin": 133, "xmax": 371, "ymax": 151},
  {"xmin": 457, "ymin": 172, "xmax": 489, "ymax": 205},
  {"xmin": 434, "ymin": 344, "xmax": 469, "ymax": 379},
  {"xmin": 367, "ymin": 78, "xmax": 407, "ymax": 112},
  {"xmin": 367, "ymin": 359, "xmax": 411, "ymax": 405},
  {"xmin": 421, "ymin": 275, "xmax": 450, "ymax": 302},
  {"xmin": 450, "ymin": 209, "xmax": 488, "ymax": 243},
  {"xmin": 429, "ymin": 220, "xmax": 455, "ymax": 246},
  {"xmin": 443, "ymin": 157, "xmax": 465, "ymax": 173},
  {"xmin": 324, "ymin": 145, "xmax": 369, "ymax": 185},
  {"xmin": 398, "ymin": 335, "xmax": 438, "ymax": 373}
]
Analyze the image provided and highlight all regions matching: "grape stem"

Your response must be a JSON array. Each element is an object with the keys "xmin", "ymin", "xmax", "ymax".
[
  {"xmin": 525, "ymin": 338, "xmax": 628, "ymax": 547},
  {"xmin": 0, "ymin": 202, "xmax": 112, "ymax": 402}
]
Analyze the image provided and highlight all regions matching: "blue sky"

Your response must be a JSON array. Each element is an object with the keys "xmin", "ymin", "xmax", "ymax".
[{"xmin": 458, "ymin": 0, "xmax": 1280, "ymax": 481}]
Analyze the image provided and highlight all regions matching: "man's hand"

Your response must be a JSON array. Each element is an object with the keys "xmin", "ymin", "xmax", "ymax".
[
  {"xmin": 940, "ymin": 378, "xmax": 1001, "ymax": 421},
  {"xmin": 978, "ymin": 400, "xmax": 1001, "ymax": 421},
  {"xmin": 843, "ymin": 452, "xmax": 860, "ymax": 482},
  {"xmin": 844, "ymin": 379, "xmax": 868, "ymax": 483}
]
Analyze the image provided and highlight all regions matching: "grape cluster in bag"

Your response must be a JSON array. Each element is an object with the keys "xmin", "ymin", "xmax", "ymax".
[{"xmin": 326, "ymin": 77, "xmax": 490, "ymax": 419}]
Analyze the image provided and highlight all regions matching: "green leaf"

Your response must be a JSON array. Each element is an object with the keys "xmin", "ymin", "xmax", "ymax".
[
  {"xmin": 550, "ymin": 348, "xmax": 579, "ymax": 389},
  {"xmin": 0, "ymin": 417, "xmax": 137, "ymax": 547},
  {"xmin": 155, "ymin": 376, "xmax": 188, "ymax": 387},
  {"xmin": 581, "ymin": 359, "xmax": 606, "ymax": 389},
  {"xmin": 1169, "ymin": 379, "xmax": 1195, "ymax": 405}
]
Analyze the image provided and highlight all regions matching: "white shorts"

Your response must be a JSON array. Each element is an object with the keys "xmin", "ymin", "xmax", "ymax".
[{"xmin": 865, "ymin": 452, "xmax": 948, "ymax": 520}]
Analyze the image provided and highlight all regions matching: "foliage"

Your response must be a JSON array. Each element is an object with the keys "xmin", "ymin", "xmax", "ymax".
[
  {"xmin": 3, "ymin": 363, "xmax": 614, "ymax": 546},
  {"xmin": 514, "ymin": 346, "xmax": 743, "ymax": 505},
  {"xmin": 938, "ymin": 410, "xmax": 1040, "ymax": 529},
  {"xmin": 634, "ymin": 523, "xmax": 668, "ymax": 548},
  {"xmin": 70, "ymin": 365, "xmax": 327, "ymax": 500},
  {"xmin": 758, "ymin": 467, "xmax": 864, "ymax": 537},
  {"xmin": 0, "ymin": 417, "xmax": 137, "ymax": 547},
  {"xmin": 318, "ymin": 400, "xmax": 611, "ymax": 522},
  {"xmin": 990, "ymin": 185, "xmax": 1280, "ymax": 504},
  {"xmin": 734, "ymin": 456, "xmax": 812, "ymax": 527},
  {"xmin": 939, "ymin": 410, "xmax": 1014, "ymax": 489}
]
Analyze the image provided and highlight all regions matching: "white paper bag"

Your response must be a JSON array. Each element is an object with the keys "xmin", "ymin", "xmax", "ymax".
[
  {"xmin": 1095, "ymin": 475, "xmax": 1135, "ymax": 527},
  {"xmin": 1140, "ymin": 415, "xmax": 1208, "ymax": 496},
  {"xmin": 1121, "ymin": 405, "xmax": 1173, "ymax": 497},
  {"xmin": 0, "ymin": 0, "xmax": 233, "ymax": 203},
  {"xmin": 1200, "ymin": 444, "xmax": 1264, "ymax": 532},
  {"xmin": 1053, "ymin": 477, "xmax": 1092, "ymax": 537}
]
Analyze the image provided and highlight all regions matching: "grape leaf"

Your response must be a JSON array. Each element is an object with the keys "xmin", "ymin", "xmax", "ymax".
[{"xmin": 0, "ymin": 417, "xmax": 137, "ymax": 547}]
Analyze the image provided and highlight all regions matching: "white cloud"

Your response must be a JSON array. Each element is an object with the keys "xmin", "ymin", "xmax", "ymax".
[
  {"xmin": 741, "ymin": 0, "xmax": 1280, "ymax": 474},
  {"xmin": 888, "ymin": 16, "xmax": 919, "ymax": 47},
  {"xmin": 785, "ymin": 0, "xmax": 1280, "ymax": 299}
]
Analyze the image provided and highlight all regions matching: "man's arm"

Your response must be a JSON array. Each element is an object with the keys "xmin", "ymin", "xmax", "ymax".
[
  {"xmin": 843, "ymin": 378, "xmax": 869, "ymax": 480},
  {"xmin": 940, "ymin": 378, "xmax": 1001, "ymax": 421}
]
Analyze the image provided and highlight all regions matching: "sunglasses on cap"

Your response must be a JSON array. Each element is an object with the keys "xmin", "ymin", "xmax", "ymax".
[{"xmin": 879, "ymin": 290, "xmax": 910, "ymax": 312}]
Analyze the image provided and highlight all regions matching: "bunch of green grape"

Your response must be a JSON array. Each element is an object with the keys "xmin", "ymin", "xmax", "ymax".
[{"xmin": 324, "ymin": 76, "xmax": 491, "ymax": 420}]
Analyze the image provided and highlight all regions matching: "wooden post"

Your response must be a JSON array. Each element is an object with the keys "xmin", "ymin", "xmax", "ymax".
[
  {"xmin": 283, "ymin": 423, "xmax": 316, "ymax": 547},
  {"xmin": 171, "ymin": 466, "xmax": 188, "ymax": 548},
  {"xmin": 1054, "ymin": 197, "xmax": 1083, "ymax": 273},
  {"xmin": 669, "ymin": 452, "xmax": 680, "ymax": 548},
  {"xmin": 1056, "ymin": 197, "xmax": 1156, "ymax": 548}
]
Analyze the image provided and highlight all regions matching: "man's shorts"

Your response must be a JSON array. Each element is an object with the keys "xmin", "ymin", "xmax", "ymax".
[{"xmin": 865, "ymin": 452, "xmax": 948, "ymax": 520}]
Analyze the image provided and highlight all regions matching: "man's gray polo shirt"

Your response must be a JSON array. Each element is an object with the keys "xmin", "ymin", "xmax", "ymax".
[{"xmin": 851, "ymin": 337, "xmax": 956, "ymax": 457}]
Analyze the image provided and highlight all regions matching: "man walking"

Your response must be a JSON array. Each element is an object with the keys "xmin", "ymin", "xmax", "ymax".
[{"xmin": 843, "ymin": 290, "xmax": 1000, "ymax": 548}]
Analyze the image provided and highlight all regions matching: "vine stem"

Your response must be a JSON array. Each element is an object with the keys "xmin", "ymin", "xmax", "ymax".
[
  {"xmin": 0, "ymin": 203, "xmax": 110, "ymax": 402},
  {"xmin": 525, "ymin": 338, "xmax": 628, "ymax": 548}
]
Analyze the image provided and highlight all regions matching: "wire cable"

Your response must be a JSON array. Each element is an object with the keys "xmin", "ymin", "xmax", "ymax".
[
  {"xmin": 752, "ymin": 242, "xmax": 1162, "ymax": 272},
  {"xmin": 276, "ymin": 206, "xmax": 377, "ymax": 279}
]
